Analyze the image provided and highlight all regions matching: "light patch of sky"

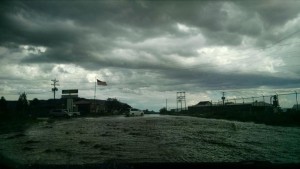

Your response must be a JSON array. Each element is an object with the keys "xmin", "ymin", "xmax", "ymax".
[
  {"xmin": 0, "ymin": 84, "xmax": 18, "ymax": 95},
  {"xmin": 0, "ymin": 47, "xmax": 27, "ymax": 64},
  {"xmin": 197, "ymin": 46, "xmax": 240, "ymax": 66},
  {"xmin": 0, "ymin": 46, "xmax": 8, "ymax": 56},
  {"xmin": 119, "ymin": 88, "xmax": 142, "ymax": 95},
  {"xmin": 1, "ymin": 64, "xmax": 38, "ymax": 79},
  {"xmin": 221, "ymin": 1, "xmax": 243, "ymax": 22},
  {"xmin": 278, "ymin": 94, "xmax": 298, "ymax": 109},
  {"xmin": 256, "ymin": 56, "xmax": 285, "ymax": 73},
  {"xmin": 111, "ymin": 48, "xmax": 140, "ymax": 62},
  {"xmin": 276, "ymin": 13, "xmax": 300, "ymax": 35},
  {"xmin": 176, "ymin": 22, "xmax": 199, "ymax": 33},
  {"xmin": 186, "ymin": 92, "xmax": 211, "ymax": 106},
  {"xmin": 136, "ymin": 36, "xmax": 176, "ymax": 48},
  {"xmin": 240, "ymin": 36, "xmax": 258, "ymax": 48},
  {"xmin": 49, "ymin": 65, "xmax": 99, "ymax": 93},
  {"xmin": 85, "ymin": 69, "xmax": 115, "ymax": 83},
  {"xmin": 195, "ymin": 45, "xmax": 287, "ymax": 74},
  {"xmin": 134, "ymin": 33, "xmax": 205, "ymax": 50},
  {"xmin": 177, "ymin": 23, "xmax": 190, "ymax": 32},
  {"xmin": 21, "ymin": 65, "xmax": 41, "ymax": 78},
  {"xmin": 20, "ymin": 45, "xmax": 47, "ymax": 54},
  {"xmin": 86, "ymin": 73, "xmax": 99, "ymax": 83},
  {"xmin": 273, "ymin": 14, "xmax": 300, "ymax": 38}
]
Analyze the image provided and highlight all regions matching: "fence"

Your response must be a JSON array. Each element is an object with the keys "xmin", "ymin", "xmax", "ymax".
[
  {"xmin": 165, "ymin": 92, "xmax": 300, "ymax": 112},
  {"xmin": 206, "ymin": 92, "xmax": 299, "ymax": 110}
]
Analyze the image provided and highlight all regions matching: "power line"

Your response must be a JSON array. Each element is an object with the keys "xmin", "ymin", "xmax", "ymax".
[
  {"xmin": 146, "ymin": 30, "xmax": 300, "ymax": 73},
  {"xmin": 264, "ymin": 29, "xmax": 300, "ymax": 50}
]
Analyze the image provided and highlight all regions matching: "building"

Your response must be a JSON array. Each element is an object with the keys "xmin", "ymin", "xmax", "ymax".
[
  {"xmin": 74, "ymin": 99, "xmax": 106, "ymax": 115},
  {"xmin": 195, "ymin": 101, "xmax": 212, "ymax": 106},
  {"xmin": 292, "ymin": 104, "xmax": 299, "ymax": 111}
]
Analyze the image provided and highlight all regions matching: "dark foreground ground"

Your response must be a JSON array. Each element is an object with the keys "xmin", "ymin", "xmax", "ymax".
[{"xmin": 0, "ymin": 115, "xmax": 300, "ymax": 168}]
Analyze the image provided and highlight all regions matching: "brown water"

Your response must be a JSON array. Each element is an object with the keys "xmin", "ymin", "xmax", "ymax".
[{"xmin": 0, "ymin": 115, "xmax": 300, "ymax": 165}]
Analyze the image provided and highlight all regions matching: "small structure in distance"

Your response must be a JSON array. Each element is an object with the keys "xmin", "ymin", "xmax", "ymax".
[{"xmin": 61, "ymin": 89, "xmax": 80, "ymax": 116}]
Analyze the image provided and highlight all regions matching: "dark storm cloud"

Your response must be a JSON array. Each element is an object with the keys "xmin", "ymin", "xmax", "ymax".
[
  {"xmin": 1, "ymin": 0, "xmax": 299, "ymax": 57},
  {"xmin": 237, "ymin": 0, "xmax": 300, "ymax": 27},
  {"xmin": 0, "ymin": 0, "xmax": 300, "ymax": 92},
  {"xmin": 204, "ymin": 30, "xmax": 242, "ymax": 46},
  {"xmin": 0, "ymin": 8, "xmax": 80, "ymax": 47},
  {"xmin": 0, "ymin": 1, "xmax": 224, "ymax": 47},
  {"xmin": 160, "ymin": 69, "xmax": 300, "ymax": 91}
]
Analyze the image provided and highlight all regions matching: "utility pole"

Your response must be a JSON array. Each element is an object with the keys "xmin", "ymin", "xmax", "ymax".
[
  {"xmin": 275, "ymin": 92, "xmax": 279, "ymax": 107},
  {"xmin": 51, "ymin": 79, "xmax": 59, "ymax": 100},
  {"xmin": 295, "ymin": 91, "xmax": 298, "ymax": 111},
  {"xmin": 177, "ymin": 92, "xmax": 186, "ymax": 112},
  {"xmin": 222, "ymin": 92, "xmax": 225, "ymax": 106},
  {"xmin": 166, "ymin": 99, "xmax": 168, "ymax": 111},
  {"xmin": 94, "ymin": 77, "xmax": 96, "ymax": 113}
]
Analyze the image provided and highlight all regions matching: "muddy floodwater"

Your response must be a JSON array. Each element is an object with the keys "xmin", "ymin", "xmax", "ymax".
[{"xmin": 1, "ymin": 115, "xmax": 300, "ymax": 165}]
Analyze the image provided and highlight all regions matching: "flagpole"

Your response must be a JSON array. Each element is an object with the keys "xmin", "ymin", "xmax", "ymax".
[{"xmin": 94, "ymin": 77, "xmax": 96, "ymax": 113}]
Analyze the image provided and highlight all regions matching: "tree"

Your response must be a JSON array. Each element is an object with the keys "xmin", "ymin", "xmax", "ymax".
[
  {"xmin": 30, "ymin": 98, "xmax": 40, "ymax": 115},
  {"xmin": 159, "ymin": 107, "xmax": 167, "ymax": 114},
  {"xmin": 0, "ymin": 96, "xmax": 8, "ymax": 115},
  {"xmin": 105, "ymin": 98, "xmax": 121, "ymax": 113},
  {"xmin": 105, "ymin": 98, "xmax": 131, "ymax": 114},
  {"xmin": 31, "ymin": 98, "xmax": 39, "ymax": 107},
  {"xmin": 16, "ymin": 92, "xmax": 29, "ymax": 115}
]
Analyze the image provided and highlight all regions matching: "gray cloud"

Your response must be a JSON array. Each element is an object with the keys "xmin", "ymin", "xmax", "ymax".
[{"xmin": 1, "ymin": 0, "xmax": 300, "ymax": 110}]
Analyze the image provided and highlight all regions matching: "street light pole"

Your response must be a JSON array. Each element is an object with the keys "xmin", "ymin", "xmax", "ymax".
[{"xmin": 295, "ymin": 91, "xmax": 298, "ymax": 111}]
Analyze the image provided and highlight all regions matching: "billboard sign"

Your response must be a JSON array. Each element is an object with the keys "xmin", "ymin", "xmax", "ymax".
[{"xmin": 62, "ymin": 89, "xmax": 78, "ymax": 94}]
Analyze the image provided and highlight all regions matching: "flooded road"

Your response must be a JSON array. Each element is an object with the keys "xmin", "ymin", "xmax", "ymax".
[{"xmin": 1, "ymin": 115, "xmax": 300, "ymax": 165}]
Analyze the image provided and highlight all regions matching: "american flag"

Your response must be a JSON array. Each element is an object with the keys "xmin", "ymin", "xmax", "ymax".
[{"xmin": 97, "ymin": 79, "xmax": 107, "ymax": 86}]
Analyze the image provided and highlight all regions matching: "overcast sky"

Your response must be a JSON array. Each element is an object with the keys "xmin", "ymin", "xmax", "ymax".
[{"xmin": 1, "ymin": 0, "xmax": 300, "ymax": 111}]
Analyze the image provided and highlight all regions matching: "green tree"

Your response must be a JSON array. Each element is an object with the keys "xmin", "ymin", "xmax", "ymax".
[
  {"xmin": 16, "ymin": 92, "xmax": 29, "ymax": 116},
  {"xmin": 30, "ymin": 98, "xmax": 39, "ymax": 115},
  {"xmin": 31, "ymin": 98, "xmax": 39, "ymax": 106},
  {"xmin": 105, "ymin": 98, "xmax": 131, "ymax": 114},
  {"xmin": 105, "ymin": 98, "xmax": 120, "ymax": 113},
  {"xmin": 0, "ymin": 96, "xmax": 8, "ymax": 116},
  {"xmin": 159, "ymin": 107, "xmax": 167, "ymax": 114}
]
